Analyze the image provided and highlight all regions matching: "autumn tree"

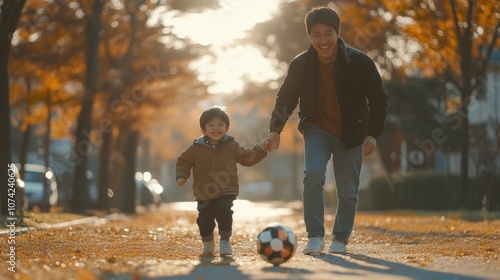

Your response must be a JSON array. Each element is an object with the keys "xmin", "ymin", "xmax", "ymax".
[
  {"xmin": 250, "ymin": 0, "xmax": 403, "ymax": 78},
  {"xmin": 9, "ymin": 0, "xmax": 85, "ymax": 211},
  {"xmin": 385, "ymin": 0, "xmax": 500, "ymax": 209},
  {"xmin": 68, "ymin": 0, "xmax": 104, "ymax": 213},
  {"xmin": 0, "ymin": 0, "xmax": 26, "ymax": 215}
]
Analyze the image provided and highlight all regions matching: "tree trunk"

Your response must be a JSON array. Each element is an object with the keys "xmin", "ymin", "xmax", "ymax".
[
  {"xmin": 451, "ymin": 0, "xmax": 473, "ymax": 210},
  {"xmin": 42, "ymin": 92, "xmax": 52, "ymax": 212},
  {"xmin": 140, "ymin": 138, "xmax": 151, "ymax": 172},
  {"xmin": 19, "ymin": 124, "xmax": 31, "ymax": 178},
  {"xmin": 72, "ymin": 0, "xmax": 103, "ymax": 213},
  {"xmin": 459, "ymin": 30, "xmax": 472, "ymax": 210},
  {"xmin": 120, "ymin": 130, "xmax": 139, "ymax": 214},
  {"xmin": 0, "ymin": 0, "xmax": 27, "ymax": 216},
  {"xmin": 459, "ymin": 105, "xmax": 470, "ymax": 209},
  {"xmin": 107, "ymin": 130, "xmax": 127, "ymax": 210},
  {"xmin": 97, "ymin": 5, "xmax": 138, "ymax": 211},
  {"xmin": 19, "ymin": 77, "xmax": 32, "ymax": 179},
  {"xmin": 97, "ymin": 127, "xmax": 112, "ymax": 210}
]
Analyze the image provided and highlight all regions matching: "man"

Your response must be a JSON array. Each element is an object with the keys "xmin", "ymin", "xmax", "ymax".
[{"xmin": 266, "ymin": 6, "xmax": 388, "ymax": 255}]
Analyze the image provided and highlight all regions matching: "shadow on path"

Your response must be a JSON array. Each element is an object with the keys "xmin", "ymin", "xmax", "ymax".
[
  {"xmin": 313, "ymin": 253, "xmax": 486, "ymax": 280},
  {"xmin": 105, "ymin": 256, "xmax": 251, "ymax": 280},
  {"xmin": 103, "ymin": 252, "xmax": 485, "ymax": 280},
  {"xmin": 165, "ymin": 256, "xmax": 251, "ymax": 280}
]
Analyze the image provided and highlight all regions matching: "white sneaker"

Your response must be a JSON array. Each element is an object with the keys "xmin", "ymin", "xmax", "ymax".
[
  {"xmin": 202, "ymin": 240, "xmax": 215, "ymax": 256},
  {"xmin": 329, "ymin": 240, "xmax": 347, "ymax": 254},
  {"xmin": 303, "ymin": 236, "xmax": 325, "ymax": 255},
  {"xmin": 220, "ymin": 240, "xmax": 233, "ymax": 256}
]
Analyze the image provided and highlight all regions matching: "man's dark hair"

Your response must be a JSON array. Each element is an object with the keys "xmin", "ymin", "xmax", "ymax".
[
  {"xmin": 305, "ymin": 6, "xmax": 341, "ymax": 35},
  {"xmin": 199, "ymin": 106, "xmax": 230, "ymax": 129}
]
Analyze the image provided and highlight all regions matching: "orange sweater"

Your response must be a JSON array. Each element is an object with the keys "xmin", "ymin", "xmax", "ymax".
[{"xmin": 312, "ymin": 62, "xmax": 342, "ymax": 135}]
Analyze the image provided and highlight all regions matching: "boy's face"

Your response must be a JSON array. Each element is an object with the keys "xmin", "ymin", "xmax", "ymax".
[
  {"xmin": 308, "ymin": 22, "xmax": 339, "ymax": 64},
  {"xmin": 201, "ymin": 116, "xmax": 229, "ymax": 144}
]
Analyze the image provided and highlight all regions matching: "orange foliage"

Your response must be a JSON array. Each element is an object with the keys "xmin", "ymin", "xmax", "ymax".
[{"xmin": 383, "ymin": 0, "xmax": 500, "ymax": 78}]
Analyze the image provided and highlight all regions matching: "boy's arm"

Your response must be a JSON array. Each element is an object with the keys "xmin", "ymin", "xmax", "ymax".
[
  {"xmin": 176, "ymin": 146, "xmax": 194, "ymax": 186},
  {"xmin": 236, "ymin": 141, "xmax": 268, "ymax": 167}
]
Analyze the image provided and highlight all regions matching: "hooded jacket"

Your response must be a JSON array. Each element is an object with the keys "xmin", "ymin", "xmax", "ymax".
[
  {"xmin": 269, "ymin": 38, "xmax": 388, "ymax": 149},
  {"xmin": 176, "ymin": 135, "xmax": 267, "ymax": 201}
]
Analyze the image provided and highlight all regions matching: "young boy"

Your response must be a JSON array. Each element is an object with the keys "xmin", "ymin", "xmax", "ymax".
[{"xmin": 176, "ymin": 106, "xmax": 269, "ymax": 256}]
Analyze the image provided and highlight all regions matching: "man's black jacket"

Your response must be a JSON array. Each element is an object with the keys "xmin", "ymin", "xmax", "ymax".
[{"xmin": 269, "ymin": 38, "xmax": 388, "ymax": 150}]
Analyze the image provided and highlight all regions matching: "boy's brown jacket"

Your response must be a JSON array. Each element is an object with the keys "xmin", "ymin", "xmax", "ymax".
[{"xmin": 176, "ymin": 135, "xmax": 267, "ymax": 201}]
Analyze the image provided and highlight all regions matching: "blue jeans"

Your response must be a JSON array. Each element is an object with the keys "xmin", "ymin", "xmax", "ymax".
[{"xmin": 303, "ymin": 123, "xmax": 362, "ymax": 244}]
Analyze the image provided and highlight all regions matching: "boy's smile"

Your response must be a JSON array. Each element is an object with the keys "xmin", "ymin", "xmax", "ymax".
[{"xmin": 202, "ymin": 117, "xmax": 229, "ymax": 144}]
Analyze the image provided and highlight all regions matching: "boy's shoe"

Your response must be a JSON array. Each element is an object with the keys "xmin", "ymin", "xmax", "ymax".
[
  {"xmin": 220, "ymin": 240, "xmax": 233, "ymax": 256},
  {"xmin": 328, "ymin": 240, "xmax": 347, "ymax": 254},
  {"xmin": 303, "ymin": 236, "xmax": 325, "ymax": 255},
  {"xmin": 202, "ymin": 240, "xmax": 215, "ymax": 256}
]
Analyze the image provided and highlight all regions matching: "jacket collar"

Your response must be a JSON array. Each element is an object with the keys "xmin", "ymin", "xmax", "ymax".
[
  {"xmin": 306, "ymin": 38, "xmax": 351, "ymax": 64},
  {"xmin": 193, "ymin": 134, "xmax": 233, "ymax": 146}
]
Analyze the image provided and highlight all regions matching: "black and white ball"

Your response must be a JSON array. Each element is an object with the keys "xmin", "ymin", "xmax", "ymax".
[{"xmin": 256, "ymin": 224, "xmax": 297, "ymax": 266}]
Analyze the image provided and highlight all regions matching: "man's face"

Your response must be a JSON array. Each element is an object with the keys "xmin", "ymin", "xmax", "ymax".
[{"xmin": 308, "ymin": 22, "xmax": 339, "ymax": 64}]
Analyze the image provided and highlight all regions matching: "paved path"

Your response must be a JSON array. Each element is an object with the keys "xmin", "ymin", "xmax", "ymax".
[
  {"xmin": 104, "ymin": 201, "xmax": 498, "ymax": 280},
  {"xmin": 2, "ymin": 200, "xmax": 498, "ymax": 280},
  {"xmin": 103, "ymin": 253, "xmax": 492, "ymax": 280}
]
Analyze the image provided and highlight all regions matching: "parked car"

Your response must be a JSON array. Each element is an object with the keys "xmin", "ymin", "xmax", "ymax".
[
  {"xmin": 135, "ymin": 172, "xmax": 163, "ymax": 206},
  {"xmin": 16, "ymin": 163, "xmax": 58, "ymax": 209},
  {"xmin": 9, "ymin": 165, "xmax": 28, "ymax": 210}
]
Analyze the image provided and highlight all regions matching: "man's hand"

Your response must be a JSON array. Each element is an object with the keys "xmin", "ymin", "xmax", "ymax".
[
  {"xmin": 362, "ymin": 136, "xmax": 377, "ymax": 156},
  {"xmin": 267, "ymin": 132, "xmax": 281, "ymax": 151},
  {"xmin": 177, "ymin": 178, "xmax": 186, "ymax": 187}
]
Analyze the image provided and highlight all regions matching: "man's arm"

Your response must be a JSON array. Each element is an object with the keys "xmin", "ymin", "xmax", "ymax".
[{"xmin": 268, "ymin": 56, "xmax": 304, "ymax": 149}]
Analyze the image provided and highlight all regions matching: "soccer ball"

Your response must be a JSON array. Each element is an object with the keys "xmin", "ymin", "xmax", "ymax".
[{"xmin": 256, "ymin": 223, "xmax": 297, "ymax": 266}]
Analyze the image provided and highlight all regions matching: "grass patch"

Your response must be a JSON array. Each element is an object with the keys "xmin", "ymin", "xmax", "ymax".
[{"xmin": 0, "ymin": 208, "xmax": 88, "ymax": 229}]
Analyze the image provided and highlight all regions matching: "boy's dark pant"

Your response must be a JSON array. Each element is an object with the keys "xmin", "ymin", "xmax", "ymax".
[{"xmin": 197, "ymin": 195, "xmax": 235, "ymax": 241}]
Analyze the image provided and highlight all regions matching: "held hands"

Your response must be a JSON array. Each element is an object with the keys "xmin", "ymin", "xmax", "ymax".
[
  {"xmin": 260, "ymin": 132, "xmax": 280, "ymax": 152},
  {"xmin": 177, "ymin": 178, "xmax": 187, "ymax": 187},
  {"xmin": 362, "ymin": 136, "xmax": 377, "ymax": 156}
]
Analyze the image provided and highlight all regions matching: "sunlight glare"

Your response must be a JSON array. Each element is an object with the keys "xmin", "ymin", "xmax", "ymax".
[
  {"xmin": 190, "ymin": 46, "xmax": 281, "ymax": 94},
  {"xmin": 168, "ymin": 0, "xmax": 282, "ymax": 94},
  {"xmin": 171, "ymin": 0, "xmax": 280, "ymax": 46}
]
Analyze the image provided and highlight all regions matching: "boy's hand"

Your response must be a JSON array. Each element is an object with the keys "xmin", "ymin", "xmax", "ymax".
[
  {"xmin": 177, "ymin": 178, "xmax": 187, "ymax": 186},
  {"xmin": 260, "ymin": 138, "xmax": 272, "ymax": 152},
  {"xmin": 267, "ymin": 132, "xmax": 280, "ymax": 150}
]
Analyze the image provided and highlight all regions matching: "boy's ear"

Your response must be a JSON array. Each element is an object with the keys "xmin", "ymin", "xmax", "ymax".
[{"xmin": 200, "ymin": 127, "xmax": 206, "ymax": 134}]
